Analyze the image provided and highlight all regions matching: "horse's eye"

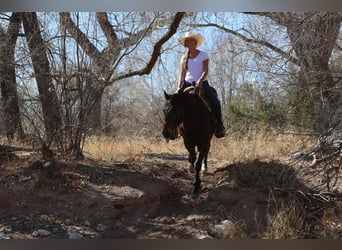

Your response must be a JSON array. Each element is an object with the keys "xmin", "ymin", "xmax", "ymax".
[{"xmin": 163, "ymin": 104, "xmax": 171, "ymax": 114}]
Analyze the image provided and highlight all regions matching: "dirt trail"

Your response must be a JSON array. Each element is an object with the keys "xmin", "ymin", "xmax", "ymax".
[{"xmin": 0, "ymin": 152, "xmax": 341, "ymax": 239}]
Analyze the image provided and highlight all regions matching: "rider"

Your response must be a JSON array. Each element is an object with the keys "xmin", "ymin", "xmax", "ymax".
[{"xmin": 176, "ymin": 32, "xmax": 226, "ymax": 138}]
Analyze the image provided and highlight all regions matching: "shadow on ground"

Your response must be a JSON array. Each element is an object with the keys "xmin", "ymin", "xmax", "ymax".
[{"xmin": 0, "ymin": 153, "xmax": 341, "ymax": 239}]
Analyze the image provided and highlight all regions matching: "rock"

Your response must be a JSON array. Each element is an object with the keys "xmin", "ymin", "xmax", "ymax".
[
  {"xmin": 96, "ymin": 224, "xmax": 106, "ymax": 232},
  {"xmin": 196, "ymin": 234, "xmax": 214, "ymax": 239},
  {"xmin": 84, "ymin": 220, "xmax": 91, "ymax": 227},
  {"xmin": 0, "ymin": 234, "xmax": 11, "ymax": 239},
  {"xmin": 3, "ymin": 225, "xmax": 12, "ymax": 233},
  {"xmin": 40, "ymin": 214, "xmax": 49, "ymax": 221},
  {"xmin": 68, "ymin": 232, "xmax": 84, "ymax": 239},
  {"xmin": 67, "ymin": 226, "xmax": 84, "ymax": 239},
  {"xmin": 43, "ymin": 160, "xmax": 54, "ymax": 168},
  {"xmin": 32, "ymin": 229, "xmax": 51, "ymax": 237},
  {"xmin": 37, "ymin": 229, "xmax": 51, "ymax": 237},
  {"xmin": 19, "ymin": 176, "xmax": 32, "ymax": 183},
  {"xmin": 213, "ymin": 220, "xmax": 234, "ymax": 239}
]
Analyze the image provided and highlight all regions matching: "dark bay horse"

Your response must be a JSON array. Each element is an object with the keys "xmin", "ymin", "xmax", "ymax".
[{"xmin": 162, "ymin": 90, "xmax": 214, "ymax": 199}]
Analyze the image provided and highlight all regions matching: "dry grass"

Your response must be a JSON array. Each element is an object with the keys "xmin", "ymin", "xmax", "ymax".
[
  {"xmin": 83, "ymin": 135, "xmax": 187, "ymax": 162},
  {"xmin": 82, "ymin": 130, "xmax": 314, "ymax": 163},
  {"xmin": 319, "ymin": 204, "xmax": 342, "ymax": 239},
  {"xmin": 263, "ymin": 200, "xmax": 305, "ymax": 239}
]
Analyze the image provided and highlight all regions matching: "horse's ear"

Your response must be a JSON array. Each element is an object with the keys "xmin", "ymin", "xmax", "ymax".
[{"xmin": 164, "ymin": 90, "xmax": 171, "ymax": 100}]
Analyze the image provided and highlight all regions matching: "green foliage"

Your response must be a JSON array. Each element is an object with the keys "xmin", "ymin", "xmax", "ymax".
[
  {"xmin": 287, "ymin": 88, "xmax": 310, "ymax": 127},
  {"xmin": 256, "ymin": 100, "xmax": 287, "ymax": 127},
  {"xmin": 286, "ymin": 84, "xmax": 324, "ymax": 131},
  {"xmin": 226, "ymin": 99, "xmax": 287, "ymax": 134}
]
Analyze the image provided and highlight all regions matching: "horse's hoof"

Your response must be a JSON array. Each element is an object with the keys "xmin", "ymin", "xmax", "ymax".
[
  {"xmin": 191, "ymin": 188, "xmax": 201, "ymax": 199},
  {"xmin": 191, "ymin": 192, "xmax": 200, "ymax": 199}
]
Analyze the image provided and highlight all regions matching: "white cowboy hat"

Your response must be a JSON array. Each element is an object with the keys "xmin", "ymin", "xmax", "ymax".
[{"xmin": 178, "ymin": 32, "xmax": 203, "ymax": 48}]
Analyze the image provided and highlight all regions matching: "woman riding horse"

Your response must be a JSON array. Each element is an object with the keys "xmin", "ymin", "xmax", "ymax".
[{"xmin": 176, "ymin": 32, "xmax": 226, "ymax": 138}]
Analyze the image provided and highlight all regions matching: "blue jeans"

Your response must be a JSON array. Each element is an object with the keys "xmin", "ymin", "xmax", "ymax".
[{"xmin": 180, "ymin": 80, "xmax": 223, "ymax": 123}]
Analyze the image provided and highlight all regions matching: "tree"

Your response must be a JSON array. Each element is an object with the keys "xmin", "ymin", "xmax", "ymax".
[
  {"xmin": 257, "ymin": 13, "xmax": 341, "ymax": 132},
  {"xmin": 22, "ymin": 12, "xmax": 62, "ymax": 145},
  {"xmin": 198, "ymin": 12, "xmax": 342, "ymax": 133},
  {"xmin": 0, "ymin": 12, "xmax": 25, "ymax": 140},
  {"xmin": 59, "ymin": 12, "xmax": 185, "ymax": 131},
  {"xmin": 57, "ymin": 12, "xmax": 185, "ymax": 158}
]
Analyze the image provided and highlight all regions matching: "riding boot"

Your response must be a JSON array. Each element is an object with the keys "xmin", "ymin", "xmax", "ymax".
[
  {"xmin": 212, "ymin": 114, "xmax": 226, "ymax": 138},
  {"xmin": 214, "ymin": 120, "xmax": 226, "ymax": 138}
]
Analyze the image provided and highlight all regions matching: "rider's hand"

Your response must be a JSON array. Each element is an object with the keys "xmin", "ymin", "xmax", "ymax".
[{"xmin": 196, "ymin": 80, "xmax": 203, "ymax": 88}]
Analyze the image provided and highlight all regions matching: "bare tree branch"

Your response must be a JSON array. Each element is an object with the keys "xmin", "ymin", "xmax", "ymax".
[
  {"xmin": 196, "ymin": 22, "xmax": 299, "ymax": 66},
  {"xmin": 96, "ymin": 12, "xmax": 118, "ymax": 48},
  {"xmin": 106, "ymin": 12, "xmax": 185, "ymax": 85},
  {"xmin": 60, "ymin": 12, "xmax": 102, "ymax": 62}
]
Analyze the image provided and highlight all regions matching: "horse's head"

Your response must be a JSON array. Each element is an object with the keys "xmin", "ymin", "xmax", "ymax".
[{"xmin": 162, "ymin": 90, "xmax": 183, "ymax": 141}]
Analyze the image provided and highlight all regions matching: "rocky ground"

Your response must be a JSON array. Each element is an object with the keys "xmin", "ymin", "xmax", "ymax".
[{"xmin": 0, "ymin": 149, "xmax": 341, "ymax": 239}]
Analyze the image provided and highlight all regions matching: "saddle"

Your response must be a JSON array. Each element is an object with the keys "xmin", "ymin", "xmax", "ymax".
[{"xmin": 183, "ymin": 85, "xmax": 212, "ymax": 112}]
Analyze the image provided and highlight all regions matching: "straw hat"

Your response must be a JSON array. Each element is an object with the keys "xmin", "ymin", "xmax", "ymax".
[{"xmin": 178, "ymin": 32, "xmax": 203, "ymax": 48}]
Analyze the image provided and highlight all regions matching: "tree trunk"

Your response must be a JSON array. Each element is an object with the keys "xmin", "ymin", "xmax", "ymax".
[
  {"xmin": 286, "ymin": 14, "xmax": 339, "ymax": 95},
  {"xmin": 22, "ymin": 12, "xmax": 62, "ymax": 144},
  {"xmin": 0, "ymin": 12, "xmax": 25, "ymax": 140},
  {"xmin": 84, "ymin": 86, "xmax": 103, "ymax": 132},
  {"xmin": 284, "ymin": 13, "xmax": 341, "ymax": 131}
]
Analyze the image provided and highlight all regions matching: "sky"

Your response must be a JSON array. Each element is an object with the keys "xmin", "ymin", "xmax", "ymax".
[
  {"xmin": 3, "ymin": 11, "xmax": 332, "ymax": 103},
  {"xmin": 1, "ymin": 0, "xmax": 341, "ymax": 12}
]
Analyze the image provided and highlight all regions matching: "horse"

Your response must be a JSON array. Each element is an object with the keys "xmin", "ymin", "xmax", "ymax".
[{"xmin": 162, "ymin": 89, "xmax": 214, "ymax": 199}]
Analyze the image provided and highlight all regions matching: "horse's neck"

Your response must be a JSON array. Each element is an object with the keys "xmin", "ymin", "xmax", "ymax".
[{"xmin": 180, "ymin": 94, "xmax": 212, "ymax": 136}]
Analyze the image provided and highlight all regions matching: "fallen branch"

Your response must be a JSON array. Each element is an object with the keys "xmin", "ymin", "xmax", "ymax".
[{"xmin": 0, "ymin": 144, "xmax": 33, "ymax": 153}]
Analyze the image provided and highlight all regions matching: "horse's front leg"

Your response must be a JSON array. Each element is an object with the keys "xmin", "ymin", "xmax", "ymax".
[
  {"xmin": 192, "ymin": 145, "xmax": 209, "ymax": 199},
  {"xmin": 184, "ymin": 141, "xmax": 196, "ymax": 173},
  {"xmin": 192, "ymin": 156, "xmax": 203, "ymax": 199},
  {"xmin": 201, "ymin": 154, "xmax": 208, "ymax": 175}
]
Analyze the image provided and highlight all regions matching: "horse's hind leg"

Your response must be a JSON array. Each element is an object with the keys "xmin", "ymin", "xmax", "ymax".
[
  {"xmin": 201, "ymin": 142, "xmax": 211, "ymax": 176},
  {"xmin": 188, "ymin": 156, "xmax": 195, "ymax": 173}
]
